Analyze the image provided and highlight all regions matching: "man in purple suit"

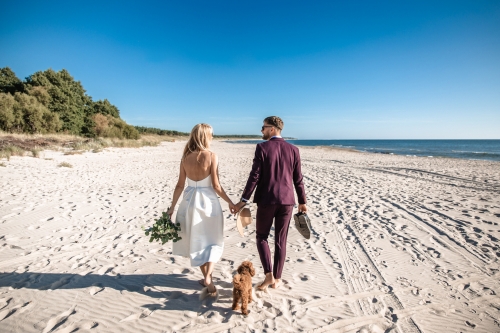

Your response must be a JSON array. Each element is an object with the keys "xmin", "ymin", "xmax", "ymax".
[{"xmin": 233, "ymin": 116, "xmax": 308, "ymax": 290}]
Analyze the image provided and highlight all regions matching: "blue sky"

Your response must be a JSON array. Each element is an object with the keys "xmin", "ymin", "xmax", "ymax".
[{"xmin": 1, "ymin": 1, "xmax": 499, "ymax": 139}]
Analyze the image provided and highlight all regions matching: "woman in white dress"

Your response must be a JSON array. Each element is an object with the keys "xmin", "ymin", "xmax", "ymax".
[{"xmin": 167, "ymin": 123, "xmax": 235, "ymax": 296}]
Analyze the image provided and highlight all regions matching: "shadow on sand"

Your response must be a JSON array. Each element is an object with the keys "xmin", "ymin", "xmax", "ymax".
[{"xmin": 0, "ymin": 272, "xmax": 237, "ymax": 317}]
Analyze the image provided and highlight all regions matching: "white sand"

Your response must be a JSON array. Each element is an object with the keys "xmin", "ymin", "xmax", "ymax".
[{"xmin": 0, "ymin": 141, "xmax": 499, "ymax": 332}]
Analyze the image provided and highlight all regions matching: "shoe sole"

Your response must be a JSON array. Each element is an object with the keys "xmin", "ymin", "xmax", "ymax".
[{"xmin": 294, "ymin": 213, "xmax": 311, "ymax": 239}]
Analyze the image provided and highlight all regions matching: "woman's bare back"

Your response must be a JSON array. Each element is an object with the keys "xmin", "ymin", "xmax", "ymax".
[{"xmin": 183, "ymin": 150, "xmax": 213, "ymax": 181}]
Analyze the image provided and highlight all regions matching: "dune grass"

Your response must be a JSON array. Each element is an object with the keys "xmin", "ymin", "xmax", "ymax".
[
  {"xmin": 58, "ymin": 162, "xmax": 73, "ymax": 168},
  {"xmin": 0, "ymin": 132, "xmax": 176, "ymax": 160}
]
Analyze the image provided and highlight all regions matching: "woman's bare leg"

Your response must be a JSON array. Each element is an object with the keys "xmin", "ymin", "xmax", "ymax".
[
  {"xmin": 198, "ymin": 263, "xmax": 212, "ymax": 286},
  {"xmin": 200, "ymin": 263, "xmax": 207, "ymax": 277},
  {"xmin": 203, "ymin": 262, "xmax": 216, "ymax": 294}
]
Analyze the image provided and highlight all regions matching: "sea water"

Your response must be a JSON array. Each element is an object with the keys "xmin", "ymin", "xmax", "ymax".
[{"xmin": 228, "ymin": 140, "xmax": 500, "ymax": 162}]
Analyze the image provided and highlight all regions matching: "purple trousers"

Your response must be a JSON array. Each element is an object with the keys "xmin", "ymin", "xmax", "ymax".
[{"xmin": 256, "ymin": 204, "xmax": 294, "ymax": 279}]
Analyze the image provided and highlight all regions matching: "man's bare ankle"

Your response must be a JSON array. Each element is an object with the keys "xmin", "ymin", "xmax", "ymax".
[{"xmin": 257, "ymin": 273, "xmax": 275, "ymax": 290}]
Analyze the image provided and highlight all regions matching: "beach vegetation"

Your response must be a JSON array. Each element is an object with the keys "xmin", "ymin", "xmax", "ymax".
[
  {"xmin": 0, "ymin": 144, "xmax": 25, "ymax": 160},
  {"xmin": 0, "ymin": 67, "xmax": 142, "ymax": 140},
  {"xmin": 58, "ymin": 162, "xmax": 72, "ymax": 168},
  {"xmin": 0, "ymin": 132, "xmax": 164, "ymax": 161},
  {"xmin": 31, "ymin": 148, "xmax": 41, "ymax": 158},
  {"xmin": 134, "ymin": 126, "xmax": 189, "ymax": 136},
  {"xmin": 0, "ymin": 67, "xmax": 24, "ymax": 94},
  {"xmin": 63, "ymin": 150, "xmax": 83, "ymax": 155},
  {"xmin": 0, "ymin": 162, "xmax": 5, "ymax": 167},
  {"xmin": 133, "ymin": 125, "xmax": 261, "ymax": 139}
]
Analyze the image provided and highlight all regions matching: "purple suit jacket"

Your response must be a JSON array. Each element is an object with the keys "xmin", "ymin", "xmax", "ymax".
[{"xmin": 242, "ymin": 137, "xmax": 307, "ymax": 205}]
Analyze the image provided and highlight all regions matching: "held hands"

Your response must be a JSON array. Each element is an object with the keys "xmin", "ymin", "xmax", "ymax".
[
  {"xmin": 228, "ymin": 202, "xmax": 237, "ymax": 214},
  {"xmin": 231, "ymin": 201, "xmax": 246, "ymax": 214}
]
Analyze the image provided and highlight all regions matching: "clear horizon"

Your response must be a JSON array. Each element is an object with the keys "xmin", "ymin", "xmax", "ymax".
[{"xmin": 1, "ymin": 1, "xmax": 499, "ymax": 139}]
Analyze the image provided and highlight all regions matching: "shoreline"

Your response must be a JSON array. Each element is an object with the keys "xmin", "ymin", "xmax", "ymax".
[{"xmin": 225, "ymin": 139, "xmax": 500, "ymax": 163}]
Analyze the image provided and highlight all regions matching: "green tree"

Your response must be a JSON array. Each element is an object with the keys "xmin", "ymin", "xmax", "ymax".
[
  {"xmin": 93, "ymin": 99, "xmax": 120, "ymax": 118},
  {"xmin": 25, "ymin": 69, "xmax": 93, "ymax": 134},
  {"xmin": 0, "ymin": 93, "xmax": 17, "ymax": 131},
  {"xmin": 0, "ymin": 67, "xmax": 24, "ymax": 94},
  {"xmin": 1, "ymin": 67, "xmax": 140, "ymax": 138},
  {"xmin": 28, "ymin": 86, "xmax": 52, "ymax": 106},
  {"xmin": 10, "ymin": 93, "xmax": 61, "ymax": 134}
]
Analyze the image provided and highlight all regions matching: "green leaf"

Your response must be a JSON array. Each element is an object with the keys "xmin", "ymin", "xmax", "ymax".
[{"xmin": 143, "ymin": 210, "xmax": 181, "ymax": 246}]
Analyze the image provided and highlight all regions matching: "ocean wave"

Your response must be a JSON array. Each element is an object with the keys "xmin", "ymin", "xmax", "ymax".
[
  {"xmin": 330, "ymin": 144, "xmax": 355, "ymax": 148},
  {"xmin": 452, "ymin": 150, "xmax": 500, "ymax": 155}
]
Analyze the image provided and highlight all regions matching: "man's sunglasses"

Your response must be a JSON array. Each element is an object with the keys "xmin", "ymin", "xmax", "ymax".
[{"xmin": 261, "ymin": 125, "xmax": 273, "ymax": 130}]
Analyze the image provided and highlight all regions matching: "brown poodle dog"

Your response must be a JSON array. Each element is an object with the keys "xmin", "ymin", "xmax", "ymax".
[{"xmin": 232, "ymin": 261, "xmax": 255, "ymax": 315}]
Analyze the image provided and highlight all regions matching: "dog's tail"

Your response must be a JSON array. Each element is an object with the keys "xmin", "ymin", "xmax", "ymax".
[{"xmin": 233, "ymin": 274, "xmax": 243, "ymax": 289}]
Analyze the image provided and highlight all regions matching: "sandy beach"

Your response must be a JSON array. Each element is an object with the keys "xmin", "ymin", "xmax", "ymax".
[{"xmin": 0, "ymin": 140, "xmax": 499, "ymax": 333}]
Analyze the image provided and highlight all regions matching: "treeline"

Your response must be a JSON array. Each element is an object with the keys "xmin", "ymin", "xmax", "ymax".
[
  {"xmin": 213, "ymin": 135, "xmax": 261, "ymax": 138},
  {"xmin": 134, "ymin": 126, "xmax": 189, "ymax": 136},
  {"xmin": 0, "ymin": 67, "xmax": 139, "ymax": 139},
  {"xmin": 134, "ymin": 126, "xmax": 260, "ymax": 139}
]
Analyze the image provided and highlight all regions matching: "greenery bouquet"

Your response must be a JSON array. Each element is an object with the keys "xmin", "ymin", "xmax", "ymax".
[{"xmin": 143, "ymin": 209, "xmax": 182, "ymax": 244}]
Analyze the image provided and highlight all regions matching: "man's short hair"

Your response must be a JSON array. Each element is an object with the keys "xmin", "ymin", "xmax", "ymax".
[{"xmin": 264, "ymin": 116, "xmax": 284, "ymax": 131}]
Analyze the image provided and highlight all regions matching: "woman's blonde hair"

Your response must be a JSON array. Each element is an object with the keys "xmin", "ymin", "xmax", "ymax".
[{"xmin": 182, "ymin": 123, "xmax": 213, "ymax": 159}]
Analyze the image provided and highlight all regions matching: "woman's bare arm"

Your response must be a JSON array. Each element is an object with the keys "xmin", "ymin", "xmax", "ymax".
[
  {"xmin": 210, "ymin": 153, "xmax": 234, "ymax": 207},
  {"xmin": 167, "ymin": 161, "xmax": 186, "ymax": 217}
]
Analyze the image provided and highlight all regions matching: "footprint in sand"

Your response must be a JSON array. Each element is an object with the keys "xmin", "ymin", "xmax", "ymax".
[
  {"xmin": 53, "ymin": 320, "xmax": 98, "ymax": 333},
  {"xmin": 89, "ymin": 283, "xmax": 104, "ymax": 296},
  {"xmin": 97, "ymin": 265, "xmax": 116, "ymax": 275},
  {"xmin": 294, "ymin": 273, "xmax": 315, "ymax": 282},
  {"xmin": 120, "ymin": 309, "xmax": 153, "ymax": 322},
  {"xmin": 0, "ymin": 298, "xmax": 12, "ymax": 311},
  {"xmin": 42, "ymin": 305, "xmax": 76, "ymax": 333},
  {"xmin": 0, "ymin": 301, "xmax": 32, "ymax": 321}
]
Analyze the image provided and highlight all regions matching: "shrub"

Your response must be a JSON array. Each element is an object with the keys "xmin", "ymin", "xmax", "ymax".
[
  {"xmin": 0, "ymin": 145, "xmax": 24, "ymax": 160},
  {"xmin": 0, "ymin": 93, "xmax": 16, "ymax": 131},
  {"xmin": 58, "ymin": 162, "xmax": 72, "ymax": 168},
  {"xmin": 31, "ymin": 148, "xmax": 41, "ymax": 158},
  {"xmin": 92, "ymin": 114, "xmax": 140, "ymax": 140},
  {"xmin": 93, "ymin": 113, "xmax": 109, "ymax": 137},
  {"xmin": 63, "ymin": 150, "xmax": 83, "ymax": 155},
  {"xmin": 122, "ymin": 124, "xmax": 140, "ymax": 140}
]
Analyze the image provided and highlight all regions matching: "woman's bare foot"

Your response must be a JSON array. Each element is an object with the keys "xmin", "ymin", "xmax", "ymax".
[
  {"xmin": 257, "ymin": 273, "xmax": 275, "ymax": 290},
  {"xmin": 270, "ymin": 279, "xmax": 281, "ymax": 289},
  {"xmin": 198, "ymin": 274, "xmax": 213, "ymax": 287},
  {"xmin": 204, "ymin": 276, "xmax": 217, "ymax": 296}
]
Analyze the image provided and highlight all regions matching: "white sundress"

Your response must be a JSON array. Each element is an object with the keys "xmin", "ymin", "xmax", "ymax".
[{"xmin": 172, "ymin": 175, "xmax": 224, "ymax": 267}]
